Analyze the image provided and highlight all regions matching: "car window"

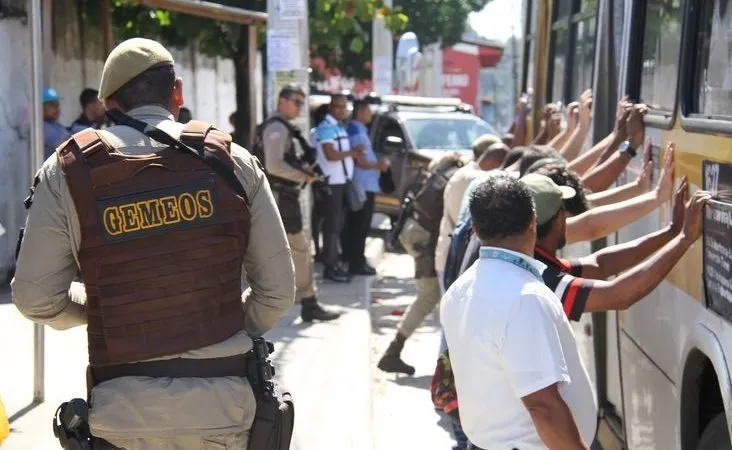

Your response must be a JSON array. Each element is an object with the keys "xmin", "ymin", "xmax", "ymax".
[{"xmin": 403, "ymin": 117, "xmax": 498, "ymax": 150}]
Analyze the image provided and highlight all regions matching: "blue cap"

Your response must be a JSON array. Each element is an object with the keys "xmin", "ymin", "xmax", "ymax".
[{"xmin": 43, "ymin": 88, "xmax": 61, "ymax": 104}]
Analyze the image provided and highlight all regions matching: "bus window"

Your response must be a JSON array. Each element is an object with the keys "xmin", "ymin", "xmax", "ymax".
[
  {"xmin": 693, "ymin": 0, "xmax": 732, "ymax": 118},
  {"xmin": 528, "ymin": 0, "xmax": 539, "ymax": 34},
  {"xmin": 582, "ymin": 0, "xmax": 599, "ymax": 13},
  {"xmin": 571, "ymin": 16, "xmax": 597, "ymax": 100},
  {"xmin": 638, "ymin": 0, "xmax": 685, "ymax": 112},
  {"xmin": 550, "ymin": 27, "xmax": 569, "ymax": 101},
  {"xmin": 555, "ymin": 0, "xmax": 573, "ymax": 19},
  {"xmin": 547, "ymin": 0, "xmax": 599, "ymax": 103},
  {"xmin": 613, "ymin": 0, "xmax": 626, "ymax": 77},
  {"xmin": 522, "ymin": 0, "xmax": 540, "ymax": 93},
  {"xmin": 525, "ymin": 40, "xmax": 537, "ymax": 94}
]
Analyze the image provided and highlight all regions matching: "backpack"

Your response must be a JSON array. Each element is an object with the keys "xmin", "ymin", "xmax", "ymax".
[
  {"xmin": 442, "ymin": 217, "xmax": 474, "ymax": 291},
  {"xmin": 250, "ymin": 117, "xmax": 318, "ymax": 170},
  {"xmin": 412, "ymin": 163, "xmax": 462, "ymax": 233},
  {"xmin": 431, "ymin": 217, "xmax": 480, "ymax": 417}
]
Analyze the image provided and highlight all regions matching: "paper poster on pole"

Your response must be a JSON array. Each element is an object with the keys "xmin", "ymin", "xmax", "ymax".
[
  {"xmin": 272, "ymin": 69, "xmax": 310, "ymax": 132},
  {"xmin": 373, "ymin": 55, "xmax": 393, "ymax": 95},
  {"xmin": 278, "ymin": 0, "xmax": 306, "ymax": 20},
  {"xmin": 267, "ymin": 31, "xmax": 298, "ymax": 71}
]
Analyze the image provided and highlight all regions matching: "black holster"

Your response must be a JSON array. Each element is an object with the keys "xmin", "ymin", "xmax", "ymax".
[
  {"xmin": 247, "ymin": 338, "xmax": 295, "ymax": 450},
  {"xmin": 53, "ymin": 399, "xmax": 119, "ymax": 449},
  {"xmin": 56, "ymin": 339, "xmax": 293, "ymax": 449},
  {"xmin": 270, "ymin": 178, "xmax": 303, "ymax": 234}
]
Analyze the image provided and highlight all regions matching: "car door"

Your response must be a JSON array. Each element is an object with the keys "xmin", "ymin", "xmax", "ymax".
[{"xmin": 371, "ymin": 115, "xmax": 410, "ymax": 218}]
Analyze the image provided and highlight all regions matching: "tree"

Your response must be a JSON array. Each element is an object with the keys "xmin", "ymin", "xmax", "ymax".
[
  {"xmin": 324, "ymin": 0, "xmax": 491, "ymax": 80},
  {"xmin": 83, "ymin": 0, "xmax": 408, "ymax": 145}
]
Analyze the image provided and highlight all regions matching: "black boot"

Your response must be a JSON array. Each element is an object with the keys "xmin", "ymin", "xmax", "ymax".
[
  {"xmin": 323, "ymin": 264, "xmax": 351, "ymax": 283},
  {"xmin": 301, "ymin": 297, "xmax": 341, "ymax": 322},
  {"xmin": 377, "ymin": 334, "xmax": 415, "ymax": 375}
]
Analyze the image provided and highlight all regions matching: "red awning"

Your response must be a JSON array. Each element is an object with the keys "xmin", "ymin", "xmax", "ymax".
[{"xmin": 478, "ymin": 46, "xmax": 503, "ymax": 68}]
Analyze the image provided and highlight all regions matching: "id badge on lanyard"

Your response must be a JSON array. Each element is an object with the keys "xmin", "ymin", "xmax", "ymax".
[{"xmin": 479, "ymin": 247, "xmax": 541, "ymax": 280}]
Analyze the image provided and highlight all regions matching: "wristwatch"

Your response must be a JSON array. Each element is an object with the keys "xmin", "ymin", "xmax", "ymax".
[{"xmin": 619, "ymin": 140, "xmax": 638, "ymax": 158}]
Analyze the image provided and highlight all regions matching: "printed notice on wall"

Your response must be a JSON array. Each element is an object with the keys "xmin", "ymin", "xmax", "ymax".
[
  {"xmin": 267, "ymin": 31, "xmax": 298, "ymax": 72},
  {"xmin": 278, "ymin": 0, "xmax": 306, "ymax": 20},
  {"xmin": 702, "ymin": 160, "xmax": 732, "ymax": 321}
]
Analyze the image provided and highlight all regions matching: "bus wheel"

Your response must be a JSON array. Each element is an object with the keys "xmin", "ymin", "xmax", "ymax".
[{"xmin": 697, "ymin": 413, "xmax": 731, "ymax": 450}]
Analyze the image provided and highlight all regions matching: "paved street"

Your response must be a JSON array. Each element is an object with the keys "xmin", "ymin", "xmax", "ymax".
[
  {"xmin": 0, "ymin": 234, "xmax": 453, "ymax": 450},
  {"xmin": 370, "ymin": 251, "xmax": 455, "ymax": 450}
]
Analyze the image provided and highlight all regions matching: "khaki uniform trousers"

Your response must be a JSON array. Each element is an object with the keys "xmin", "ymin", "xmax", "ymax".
[
  {"xmin": 397, "ymin": 276, "xmax": 441, "ymax": 338},
  {"xmin": 287, "ymin": 231, "xmax": 317, "ymax": 300}
]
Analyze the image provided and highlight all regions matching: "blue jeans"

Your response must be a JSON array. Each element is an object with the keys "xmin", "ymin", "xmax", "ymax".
[{"xmin": 450, "ymin": 416, "xmax": 469, "ymax": 450}]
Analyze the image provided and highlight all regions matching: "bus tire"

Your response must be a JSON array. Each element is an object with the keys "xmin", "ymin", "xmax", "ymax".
[{"xmin": 697, "ymin": 413, "xmax": 731, "ymax": 450}]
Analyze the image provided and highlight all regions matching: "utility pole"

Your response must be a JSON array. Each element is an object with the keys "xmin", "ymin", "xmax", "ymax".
[
  {"xmin": 372, "ymin": 0, "xmax": 393, "ymax": 95},
  {"xmin": 266, "ymin": 0, "xmax": 312, "ymax": 233}
]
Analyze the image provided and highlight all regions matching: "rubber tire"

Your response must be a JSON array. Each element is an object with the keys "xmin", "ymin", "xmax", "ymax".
[{"xmin": 697, "ymin": 413, "xmax": 732, "ymax": 450}]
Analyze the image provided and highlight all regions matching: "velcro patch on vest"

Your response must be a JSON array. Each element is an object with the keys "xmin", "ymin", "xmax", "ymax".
[{"xmin": 96, "ymin": 182, "xmax": 219, "ymax": 242}]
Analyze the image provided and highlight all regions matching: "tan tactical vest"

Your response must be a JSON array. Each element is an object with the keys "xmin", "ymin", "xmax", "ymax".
[{"xmin": 58, "ymin": 121, "xmax": 250, "ymax": 366}]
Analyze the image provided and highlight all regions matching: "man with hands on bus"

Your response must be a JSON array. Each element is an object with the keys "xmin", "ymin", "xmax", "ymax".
[
  {"xmin": 569, "ymin": 97, "xmax": 649, "ymax": 193},
  {"xmin": 530, "ymin": 148, "xmax": 711, "ymax": 315},
  {"xmin": 437, "ymin": 168, "xmax": 710, "ymax": 450}
]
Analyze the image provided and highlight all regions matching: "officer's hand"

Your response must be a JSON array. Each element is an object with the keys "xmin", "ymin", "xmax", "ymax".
[
  {"xmin": 682, "ymin": 190, "xmax": 713, "ymax": 243},
  {"xmin": 377, "ymin": 160, "xmax": 389, "ymax": 172}
]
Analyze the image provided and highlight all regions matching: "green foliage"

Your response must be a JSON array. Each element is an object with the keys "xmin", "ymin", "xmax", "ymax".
[
  {"xmin": 86, "ymin": 0, "xmax": 487, "ymax": 79},
  {"xmin": 395, "ymin": 0, "xmax": 490, "ymax": 48},
  {"xmin": 86, "ymin": 0, "xmax": 407, "ymax": 62},
  {"xmin": 324, "ymin": 0, "xmax": 490, "ymax": 80}
]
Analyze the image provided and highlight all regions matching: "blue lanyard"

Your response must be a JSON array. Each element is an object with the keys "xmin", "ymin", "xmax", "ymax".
[{"xmin": 479, "ymin": 247, "xmax": 542, "ymax": 280}]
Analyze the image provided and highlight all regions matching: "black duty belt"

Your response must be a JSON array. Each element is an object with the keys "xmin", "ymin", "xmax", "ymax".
[{"xmin": 88, "ymin": 353, "xmax": 252, "ymax": 387}]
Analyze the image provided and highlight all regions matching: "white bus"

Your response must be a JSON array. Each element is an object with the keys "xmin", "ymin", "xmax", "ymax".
[{"xmin": 521, "ymin": 0, "xmax": 732, "ymax": 448}]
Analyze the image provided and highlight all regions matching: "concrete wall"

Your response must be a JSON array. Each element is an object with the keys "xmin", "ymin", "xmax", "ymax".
[
  {"xmin": 0, "ymin": 7, "xmax": 241, "ymax": 279},
  {"xmin": 0, "ymin": 18, "xmax": 32, "ymax": 281}
]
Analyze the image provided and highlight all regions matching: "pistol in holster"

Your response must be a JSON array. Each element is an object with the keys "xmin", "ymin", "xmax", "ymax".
[
  {"xmin": 247, "ymin": 337, "xmax": 295, "ymax": 450},
  {"xmin": 53, "ymin": 399, "xmax": 93, "ymax": 450}
]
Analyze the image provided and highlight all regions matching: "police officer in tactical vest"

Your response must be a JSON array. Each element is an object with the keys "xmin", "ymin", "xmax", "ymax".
[
  {"xmin": 255, "ymin": 84, "xmax": 340, "ymax": 322},
  {"xmin": 12, "ymin": 38, "xmax": 295, "ymax": 449}
]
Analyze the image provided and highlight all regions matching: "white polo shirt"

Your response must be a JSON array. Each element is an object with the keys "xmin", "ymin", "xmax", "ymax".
[
  {"xmin": 440, "ymin": 247, "xmax": 597, "ymax": 449},
  {"xmin": 314, "ymin": 114, "xmax": 353, "ymax": 185}
]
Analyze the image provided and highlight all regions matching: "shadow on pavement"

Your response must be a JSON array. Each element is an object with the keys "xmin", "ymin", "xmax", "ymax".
[{"xmin": 393, "ymin": 374, "xmax": 433, "ymax": 389}]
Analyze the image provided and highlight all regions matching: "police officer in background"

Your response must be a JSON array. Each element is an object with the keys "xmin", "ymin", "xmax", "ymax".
[
  {"xmin": 257, "ymin": 84, "xmax": 340, "ymax": 322},
  {"xmin": 12, "ymin": 38, "xmax": 295, "ymax": 448}
]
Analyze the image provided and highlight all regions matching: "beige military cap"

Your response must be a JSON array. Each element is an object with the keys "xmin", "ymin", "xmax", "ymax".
[{"xmin": 98, "ymin": 38, "xmax": 175, "ymax": 100}]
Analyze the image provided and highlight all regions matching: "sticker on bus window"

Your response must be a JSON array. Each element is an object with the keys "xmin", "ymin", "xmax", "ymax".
[{"xmin": 702, "ymin": 161, "xmax": 732, "ymax": 320}]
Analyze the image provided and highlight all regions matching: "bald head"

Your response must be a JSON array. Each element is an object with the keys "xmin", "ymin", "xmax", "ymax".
[
  {"xmin": 477, "ymin": 142, "xmax": 510, "ymax": 170},
  {"xmin": 471, "ymin": 134, "xmax": 501, "ymax": 161}
]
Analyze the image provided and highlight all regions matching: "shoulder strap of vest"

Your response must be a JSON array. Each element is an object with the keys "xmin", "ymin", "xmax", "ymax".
[
  {"xmin": 265, "ymin": 116, "xmax": 314, "ymax": 154},
  {"xmin": 179, "ymin": 120, "xmax": 250, "ymax": 206},
  {"xmin": 106, "ymin": 110, "xmax": 250, "ymax": 206}
]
